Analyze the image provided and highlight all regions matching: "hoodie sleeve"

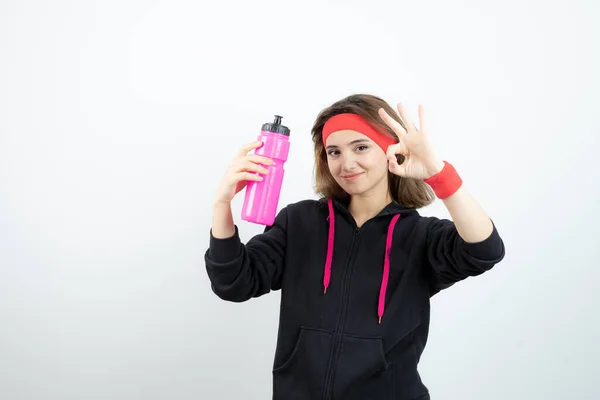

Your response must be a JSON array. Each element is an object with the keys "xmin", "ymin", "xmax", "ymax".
[
  {"xmin": 204, "ymin": 207, "xmax": 287, "ymax": 302},
  {"xmin": 422, "ymin": 216, "xmax": 505, "ymax": 294}
]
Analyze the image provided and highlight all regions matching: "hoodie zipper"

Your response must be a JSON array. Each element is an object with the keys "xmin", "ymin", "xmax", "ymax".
[{"xmin": 322, "ymin": 223, "xmax": 361, "ymax": 400}]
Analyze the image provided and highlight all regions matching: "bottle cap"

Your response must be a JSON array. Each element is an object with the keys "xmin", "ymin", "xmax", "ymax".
[{"xmin": 262, "ymin": 115, "xmax": 290, "ymax": 136}]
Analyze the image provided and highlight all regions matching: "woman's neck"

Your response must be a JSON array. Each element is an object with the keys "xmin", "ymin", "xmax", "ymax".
[{"xmin": 348, "ymin": 189, "xmax": 392, "ymax": 228}]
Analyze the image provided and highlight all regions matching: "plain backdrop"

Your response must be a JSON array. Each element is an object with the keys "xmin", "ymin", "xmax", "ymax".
[{"xmin": 1, "ymin": 0, "xmax": 599, "ymax": 399}]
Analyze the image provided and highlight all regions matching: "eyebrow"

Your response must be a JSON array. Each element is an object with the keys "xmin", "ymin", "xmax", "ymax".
[{"xmin": 325, "ymin": 138, "xmax": 371, "ymax": 150}]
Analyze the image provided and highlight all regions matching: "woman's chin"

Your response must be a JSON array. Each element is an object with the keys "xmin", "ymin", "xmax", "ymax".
[{"xmin": 338, "ymin": 182, "xmax": 365, "ymax": 196}]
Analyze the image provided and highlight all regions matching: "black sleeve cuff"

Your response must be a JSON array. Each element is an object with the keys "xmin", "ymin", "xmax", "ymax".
[
  {"xmin": 208, "ymin": 225, "xmax": 243, "ymax": 264},
  {"xmin": 461, "ymin": 220, "xmax": 505, "ymax": 261}
]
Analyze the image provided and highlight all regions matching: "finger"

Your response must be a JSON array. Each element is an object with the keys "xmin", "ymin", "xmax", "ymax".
[
  {"xmin": 417, "ymin": 104, "xmax": 429, "ymax": 133},
  {"xmin": 235, "ymin": 160, "xmax": 270, "ymax": 175},
  {"xmin": 228, "ymin": 172, "xmax": 263, "ymax": 187},
  {"xmin": 387, "ymin": 153, "xmax": 400, "ymax": 169},
  {"xmin": 228, "ymin": 171, "xmax": 263, "ymax": 185},
  {"xmin": 237, "ymin": 140, "xmax": 263, "ymax": 157},
  {"xmin": 246, "ymin": 154, "xmax": 274, "ymax": 166},
  {"xmin": 388, "ymin": 159, "xmax": 406, "ymax": 176},
  {"xmin": 378, "ymin": 108, "xmax": 407, "ymax": 137},
  {"xmin": 237, "ymin": 171, "xmax": 263, "ymax": 182},
  {"xmin": 396, "ymin": 103, "xmax": 416, "ymax": 132},
  {"xmin": 386, "ymin": 142, "xmax": 408, "ymax": 160},
  {"xmin": 386, "ymin": 143, "xmax": 401, "ymax": 160}
]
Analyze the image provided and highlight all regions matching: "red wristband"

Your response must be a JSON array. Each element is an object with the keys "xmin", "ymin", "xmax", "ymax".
[{"xmin": 423, "ymin": 161, "xmax": 463, "ymax": 199}]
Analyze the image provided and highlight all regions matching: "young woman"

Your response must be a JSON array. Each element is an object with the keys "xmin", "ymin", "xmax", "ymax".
[{"xmin": 205, "ymin": 94, "xmax": 505, "ymax": 400}]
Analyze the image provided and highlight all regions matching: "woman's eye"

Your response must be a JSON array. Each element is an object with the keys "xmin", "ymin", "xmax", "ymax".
[
  {"xmin": 327, "ymin": 150, "xmax": 339, "ymax": 156},
  {"xmin": 356, "ymin": 145, "xmax": 368, "ymax": 151}
]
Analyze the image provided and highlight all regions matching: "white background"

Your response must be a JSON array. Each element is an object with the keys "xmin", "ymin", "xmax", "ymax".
[{"xmin": 1, "ymin": 0, "xmax": 599, "ymax": 399}]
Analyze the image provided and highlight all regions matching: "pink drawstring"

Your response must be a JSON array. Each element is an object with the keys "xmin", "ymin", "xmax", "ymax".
[
  {"xmin": 379, "ymin": 213, "xmax": 400, "ymax": 323},
  {"xmin": 323, "ymin": 198, "xmax": 335, "ymax": 293},
  {"xmin": 323, "ymin": 198, "xmax": 401, "ymax": 323}
]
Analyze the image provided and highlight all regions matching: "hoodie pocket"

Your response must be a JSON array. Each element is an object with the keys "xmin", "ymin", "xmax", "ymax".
[
  {"xmin": 272, "ymin": 326, "xmax": 333, "ymax": 400},
  {"xmin": 332, "ymin": 334, "xmax": 393, "ymax": 400}
]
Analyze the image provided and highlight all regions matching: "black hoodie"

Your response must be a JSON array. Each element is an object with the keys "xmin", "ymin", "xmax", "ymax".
[{"xmin": 204, "ymin": 197, "xmax": 505, "ymax": 399}]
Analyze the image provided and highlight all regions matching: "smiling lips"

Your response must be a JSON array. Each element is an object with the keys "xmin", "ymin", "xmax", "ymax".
[{"xmin": 341, "ymin": 172, "xmax": 364, "ymax": 182}]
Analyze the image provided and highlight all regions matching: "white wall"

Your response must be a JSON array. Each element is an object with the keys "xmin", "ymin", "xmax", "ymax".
[{"xmin": 1, "ymin": 0, "xmax": 598, "ymax": 399}]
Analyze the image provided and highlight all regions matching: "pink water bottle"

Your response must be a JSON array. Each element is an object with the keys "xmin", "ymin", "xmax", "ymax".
[{"xmin": 241, "ymin": 115, "xmax": 291, "ymax": 226}]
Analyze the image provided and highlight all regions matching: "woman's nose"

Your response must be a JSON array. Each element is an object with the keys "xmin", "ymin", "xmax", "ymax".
[{"xmin": 341, "ymin": 154, "xmax": 357, "ymax": 171}]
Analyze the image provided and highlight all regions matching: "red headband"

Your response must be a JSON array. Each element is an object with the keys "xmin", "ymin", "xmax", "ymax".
[{"xmin": 322, "ymin": 113, "xmax": 397, "ymax": 152}]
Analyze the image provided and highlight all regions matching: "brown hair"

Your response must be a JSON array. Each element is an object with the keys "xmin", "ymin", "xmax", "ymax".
[{"xmin": 311, "ymin": 93, "xmax": 435, "ymax": 209}]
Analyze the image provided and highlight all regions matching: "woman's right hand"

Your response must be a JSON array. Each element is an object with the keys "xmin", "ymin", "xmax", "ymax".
[{"xmin": 214, "ymin": 140, "xmax": 273, "ymax": 205}]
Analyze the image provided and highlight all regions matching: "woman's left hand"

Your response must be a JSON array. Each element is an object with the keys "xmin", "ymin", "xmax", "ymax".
[{"xmin": 378, "ymin": 103, "xmax": 445, "ymax": 180}]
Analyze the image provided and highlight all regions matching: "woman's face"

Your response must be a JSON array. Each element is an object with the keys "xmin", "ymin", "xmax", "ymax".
[{"xmin": 324, "ymin": 130, "xmax": 389, "ymax": 197}]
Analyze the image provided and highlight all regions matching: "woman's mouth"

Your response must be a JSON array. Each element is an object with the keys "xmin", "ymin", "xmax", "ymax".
[{"xmin": 341, "ymin": 172, "xmax": 364, "ymax": 181}]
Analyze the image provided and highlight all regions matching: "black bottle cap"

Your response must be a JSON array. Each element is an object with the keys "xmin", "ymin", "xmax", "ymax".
[{"xmin": 262, "ymin": 115, "xmax": 290, "ymax": 136}]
